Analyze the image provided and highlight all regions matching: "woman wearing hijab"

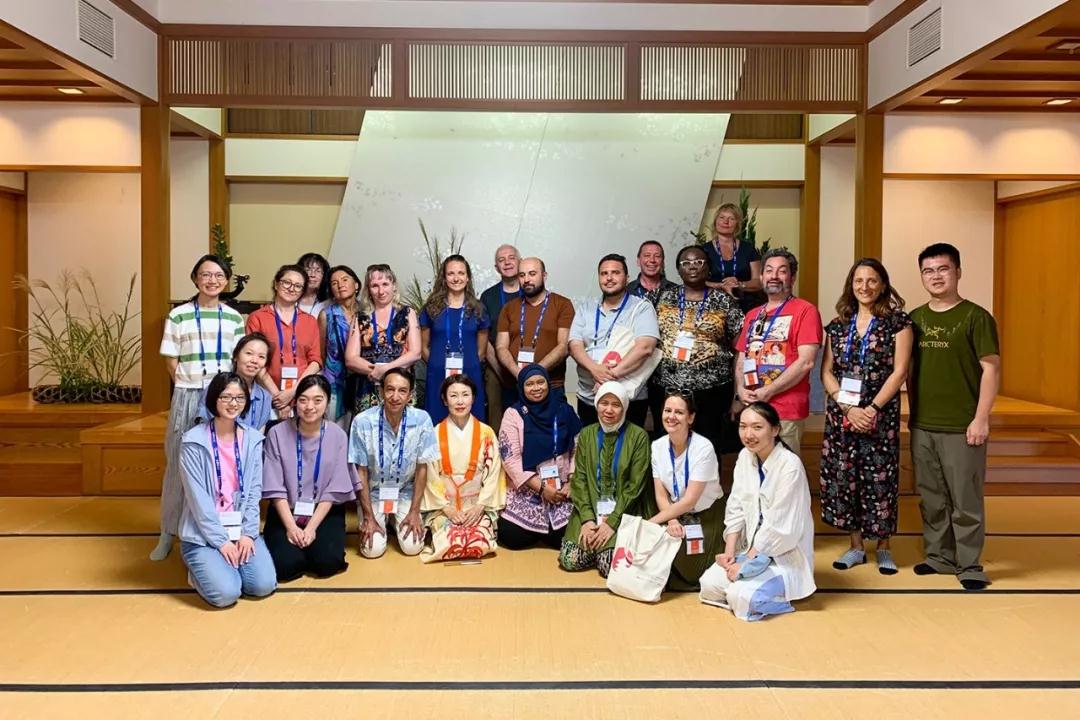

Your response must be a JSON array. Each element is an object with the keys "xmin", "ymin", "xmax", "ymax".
[
  {"xmin": 496, "ymin": 364, "xmax": 582, "ymax": 550},
  {"xmin": 559, "ymin": 381, "xmax": 651, "ymax": 577}
]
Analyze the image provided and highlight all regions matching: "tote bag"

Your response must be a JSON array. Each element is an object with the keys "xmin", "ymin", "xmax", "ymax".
[
  {"xmin": 600, "ymin": 301, "xmax": 662, "ymax": 397},
  {"xmin": 605, "ymin": 514, "xmax": 680, "ymax": 603}
]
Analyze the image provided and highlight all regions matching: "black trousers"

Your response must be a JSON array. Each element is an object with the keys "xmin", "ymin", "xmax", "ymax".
[
  {"xmin": 497, "ymin": 517, "xmax": 566, "ymax": 550},
  {"xmin": 647, "ymin": 381, "xmax": 734, "ymax": 457},
  {"xmin": 577, "ymin": 397, "xmax": 650, "ymax": 430},
  {"xmin": 264, "ymin": 502, "xmax": 348, "ymax": 582}
]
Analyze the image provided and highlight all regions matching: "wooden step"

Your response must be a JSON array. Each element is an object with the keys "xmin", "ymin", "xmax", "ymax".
[
  {"xmin": 988, "ymin": 431, "xmax": 1077, "ymax": 457},
  {"xmin": 0, "ymin": 445, "xmax": 83, "ymax": 495},
  {"xmin": 986, "ymin": 455, "xmax": 1080, "ymax": 494}
]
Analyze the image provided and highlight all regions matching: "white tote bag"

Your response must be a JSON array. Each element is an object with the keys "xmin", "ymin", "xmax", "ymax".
[
  {"xmin": 605, "ymin": 514, "xmax": 680, "ymax": 603},
  {"xmin": 601, "ymin": 301, "xmax": 661, "ymax": 397}
]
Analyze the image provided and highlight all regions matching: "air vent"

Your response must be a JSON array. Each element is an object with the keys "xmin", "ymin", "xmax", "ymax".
[
  {"xmin": 908, "ymin": 7, "xmax": 941, "ymax": 67},
  {"xmin": 78, "ymin": 0, "xmax": 115, "ymax": 58}
]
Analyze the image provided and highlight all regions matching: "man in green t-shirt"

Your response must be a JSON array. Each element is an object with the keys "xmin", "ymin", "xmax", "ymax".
[{"xmin": 909, "ymin": 243, "xmax": 1000, "ymax": 591}]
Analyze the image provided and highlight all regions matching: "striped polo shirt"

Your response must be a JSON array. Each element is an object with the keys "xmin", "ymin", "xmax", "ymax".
[{"xmin": 160, "ymin": 301, "xmax": 246, "ymax": 389}]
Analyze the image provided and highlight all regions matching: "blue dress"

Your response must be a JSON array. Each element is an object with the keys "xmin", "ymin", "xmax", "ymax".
[{"xmin": 419, "ymin": 304, "xmax": 490, "ymax": 424}]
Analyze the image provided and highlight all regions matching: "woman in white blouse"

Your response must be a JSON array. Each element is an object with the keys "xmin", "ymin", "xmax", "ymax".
[
  {"xmin": 699, "ymin": 401, "xmax": 815, "ymax": 621},
  {"xmin": 646, "ymin": 390, "xmax": 725, "ymax": 592}
]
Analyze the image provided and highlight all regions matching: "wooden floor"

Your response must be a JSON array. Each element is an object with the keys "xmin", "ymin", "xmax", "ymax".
[{"xmin": 1, "ymin": 497, "xmax": 1079, "ymax": 718}]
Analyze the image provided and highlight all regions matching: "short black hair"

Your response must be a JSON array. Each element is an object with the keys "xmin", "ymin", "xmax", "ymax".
[
  {"xmin": 204, "ymin": 372, "xmax": 250, "ymax": 418},
  {"xmin": 918, "ymin": 242, "xmax": 961, "ymax": 269},
  {"xmin": 440, "ymin": 373, "xmax": 478, "ymax": 402},
  {"xmin": 190, "ymin": 254, "xmax": 232, "ymax": 283},
  {"xmin": 382, "ymin": 367, "xmax": 415, "ymax": 391},
  {"xmin": 761, "ymin": 247, "xmax": 799, "ymax": 276},
  {"xmin": 231, "ymin": 332, "xmax": 270, "ymax": 366},
  {"xmin": 294, "ymin": 374, "xmax": 332, "ymax": 403},
  {"xmin": 597, "ymin": 253, "xmax": 628, "ymax": 275},
  {"xmin": 637, "ymin": 241, "xmax": 664, "ymax": 258}
]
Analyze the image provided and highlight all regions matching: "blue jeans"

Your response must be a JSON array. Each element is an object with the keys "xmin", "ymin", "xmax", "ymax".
[{"xmin": 181, "ymin": 536, "xmax": 277, "ymax": 608}]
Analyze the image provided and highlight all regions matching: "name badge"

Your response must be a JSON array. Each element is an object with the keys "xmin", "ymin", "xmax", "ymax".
[
  {"xmin": 379, "ymin": 485, "xmax": 400, "ymax": 515},
  {"xmin": 280, "ymin": 365, "xmax": 299, "ymax": 391},
  {"xmin": 201, "ymin": 375, "xmax": 214, "ymax": 389},
  {"xmin": 539, "ymin": 463, "xmax": 560, "ymax": 489},
  {"xmin": 293, "ymin": 500, "xmax": 315, "ymax": 518},
  {"xmin": 218, "ymin": 510, "xmax": 242, "ymax": 526},
  {"xmin": 445, "ymin": 353, "xmax": 464, "ymax": 378},
  {"xmin": 684, "ymin": 523, "xmax": 705, "ymax": 555},
  {"xmin": 517, "ymin": 348, "xmax": 536, "ymax": 367},
  {"xmin": 837, "ymin": 374, "xmax": 863, "ymax": 406},
  {"xmin": 673, "ymin": 331, "xmax": 695, "ymax": 362},
  {"xmin": 596, "ymin": 496, "xmax": 616, "ymax": 520},
  {"xmin": 742, "ymin": 357, "xmax": 760, "ymax": 388}
]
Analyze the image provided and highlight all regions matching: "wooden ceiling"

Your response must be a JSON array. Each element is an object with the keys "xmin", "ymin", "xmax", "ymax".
[
  {"xmin": 0, "ymin": 35, "xmax": 124, "ymax": 103},
  {"xmin": 901, "ymin": 6, "xmax": 1080, "ymax": 112}
]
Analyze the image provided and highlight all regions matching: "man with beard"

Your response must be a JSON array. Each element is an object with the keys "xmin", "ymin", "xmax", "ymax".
[
  {"xmin": 627, "ymin": 241, "xmax": 677, "ymax": 304},
  {"xmin": 734, "ymin": 248, "xmax": 822, "ymax": 456},
  {"xmin": 569, "ymin": 253, "xmax": 659, "ymax": 427},
  {"xmin": 479, "ymin": 244, "xmax": 522, "ymax": 427},
  {"xmin": 495, "ymin": 257, "xmax": 575, "ymax": 397}
]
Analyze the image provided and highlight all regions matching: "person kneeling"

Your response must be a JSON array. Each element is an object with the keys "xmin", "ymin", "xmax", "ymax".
[
  {"xmin": 559, "ymin": 382, "xmax": 650, "ymax": 578},
  {"xmin": 421, "ymin": 374, "xmax": 506, "ymax": 562},
  {"xmin": 262, "ymin": 375, "xmax": 358, "ymax": 582},
  {"xmin": 179, "ymin": 373, "xmax": 277, "ymax": 608},
  {"xmin": 699, "ymin": 401, "xmax": 815, "ymax": 620},
  {"xmin": 348, "ymin": 368, "xmax": 440, "ymax": 558}
]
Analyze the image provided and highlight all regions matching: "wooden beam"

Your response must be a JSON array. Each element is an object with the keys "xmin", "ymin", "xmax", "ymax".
[
  {"xmin": 209, "ymin": 138, "xmax": 228, "ymax": 251},
  {"xmin": 993, "ymin": 199, "xmax": 1006, "ymax": 327},
  {"xmin": 800, "ymin": 143, "xmax": 821, "ymax": 307},
  {"xmin": 808, "ymin": 116, "xmax": 856, "ymax": 146},
  {"xmin": 854, "ymin": 112, "xmax": 884, "ymax": 260},
  {"xmin": 866, "ymin": 0, "xmax": 928, "ymax": 42},
  {"xmin": 140, "ymin": 101, "xmax": 171, "ymax": 414},
  {"xmin": 0, "ymin": 165, "xmax": 140, "ymax": 173},
  {"xmin": 711, "ymin": 180, "xmax": 804, "ymax": 189},
  {"xmin": 225, "ymin": 175, "xmax": 348, "ymax": 185}
]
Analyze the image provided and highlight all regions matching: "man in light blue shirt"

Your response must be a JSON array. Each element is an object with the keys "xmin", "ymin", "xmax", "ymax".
[
  {"xmin": 349, "ymin": 368, "xmax": 440, "ymax": 558},
  {"xmin": 569, "ymin": 253, "xmax": 660, "ymax": 428}
]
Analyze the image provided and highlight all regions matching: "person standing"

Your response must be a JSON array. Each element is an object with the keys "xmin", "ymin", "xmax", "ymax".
[
  {"xmin": 734, "ymin": 248, "xmax": 821, "ymax": 457},
  {"xmin": 495, "ymin": 257, "xmax": 575, "ymax": 397},
  {"xmin": 703, "ymin": 203, "xmax": 764, "ymax": 313},
  {"xmin": 151, "ymin": 255, "xmax": 245, "ymax": 561},
  {"xmin": 296, "ymin": 252, "xmax": 331, "ymax": 318},
  {"xmin": 569, "ymin": 253, "xmax": 659, "ymax": 428},
  {"xmin": 420, "ymin": 255, "xmax": 490, "ymax": 424},
  {"xmin": 319, "ymin": 265, "xmax": 363, "ymax": 428},
  {"xmin": 627, "ymin": 241, "xmax": 678, "ymax": 304},
  {"xmin": 479, "ymin": 244, "xmax": 522, "ymax": 428},
  {"xmin": 909, "ymin": 243, "xmax": 999, "ymax": 591},
  {"xmin": 820, "ymin": 259, "xmax": 912, "ymax": 575}
]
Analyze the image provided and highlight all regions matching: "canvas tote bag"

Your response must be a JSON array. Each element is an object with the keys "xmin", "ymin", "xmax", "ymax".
[
  {"xmin": 606, "ymin": 514, "xmax": 680, "ymax": 603},
  {"xmin": 601, "ymin": 300, "xmax": 661, "ymax": 397}
]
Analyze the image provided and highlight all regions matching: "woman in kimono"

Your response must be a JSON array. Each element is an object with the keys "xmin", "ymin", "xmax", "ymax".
[
  {"xmin": 699, "ymin": 401, "xmax": 815, "ymax": 621},
  {"xmin": 421, "ymin": 374, "xmax": 505, "ymax": 562},
  {"xmin": 178, "ymin": 372, "xmax": 276, "ymax": 608},
  {"xmin": 496, "ymin": 364, "xmax": 581, "ymax": 551},
  {"xmin": 559, "ymin": 381, "xmax": 651, "ymax": 578},
  {"xmin": 262, "ymin": 375, "xmax": 358, "ymax": 582}
]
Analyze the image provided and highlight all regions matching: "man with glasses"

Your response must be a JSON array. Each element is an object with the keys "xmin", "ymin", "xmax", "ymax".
[
  {"xmin": 909, "ymin": 243, "xmax": 999, "ymax": 591},
  {"xmin": 734, "ymin": 247, "xmax": 821, "ymax": 457},
  {"xmin": 627, "ymin": 241, "xmax": 677, "ymax": 304},
  {"xmin": 480, "ymin": 244, "xmax": 522, "ymax": 428},
  {"xmin": 569, "ymin": 253, "xmax": 659, "ymax": 427}
]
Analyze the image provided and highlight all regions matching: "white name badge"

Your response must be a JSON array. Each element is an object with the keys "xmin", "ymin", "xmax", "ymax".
[
  {"xmin": 673, "ymin": 331, "xmax": 695, "ymax": 362},
  {"xmin": 226, "ymin": 525, "xmax": 242, "ymax": 541},
  {"xmin": 596, "ymin": 497, "xmax": 616, "ymax": 518},
  {"xmin": 379, "ymin": 485, "xmax": 400, "ymax": 514},
  {"xmin": 539, "ymin": 464, "xmax": 560, "ymax": 489},
  {"xmin": 445, "ymin": 353, "xmax": 464, "ymax": 378},
  {"xmin": 280, "ymin": 365, "xmax": 299, "ymax": 391},
  {"xmin": 293, "ymin": 500, "xmax": 315, "ymax": 518},
  {"xmin": 218, "ymin": 511, "xmax": 242, "ymax": 526},
  {"xmin": 201, "ymin": 375, "xmax": 214, "ymax": 389},
  {"xmin": 517, "ymin": 348, "xmax": 536, "ymax": 365},
  {"xmin": 837, "ymin": 375, "xmax": 863, "ymax": 406}
]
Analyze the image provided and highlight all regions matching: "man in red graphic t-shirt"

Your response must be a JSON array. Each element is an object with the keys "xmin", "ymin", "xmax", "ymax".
[{"xmin": 734, "ymin": 248, "xmax": 822, "ymax": 457}]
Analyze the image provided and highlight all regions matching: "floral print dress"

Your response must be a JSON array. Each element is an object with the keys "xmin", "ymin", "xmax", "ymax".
[{"xmin": 820, "ymin": 309, "xmax": 912, "ymax": 540}]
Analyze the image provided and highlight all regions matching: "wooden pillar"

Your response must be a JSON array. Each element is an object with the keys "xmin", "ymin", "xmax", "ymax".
[
  {"xmin": 800, "ymin": 142, "xmax": 821, "ymax": 307},
  {"xmin": 209, "ymin": 137, "xmax": 228, "ymax": 251},
  {"xmin": 854, "ymin": 112, "xmax": 884, "ymax": 260},
  {"xmin": 140, "ymin": 102, "xmax": 171, "ymax": 413}
]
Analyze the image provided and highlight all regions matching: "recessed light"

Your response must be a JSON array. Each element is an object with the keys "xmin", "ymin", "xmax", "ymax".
[
  {"xmin": 937, "ymin": 97, "xmax": 964, "ymax": 105},
  {"xmin": 56, "ymin": 87, "xmax": 85, "ymax": 95},
  {"xmin": 1045, "ymin": 98, "xmax": 1073, "ymax": 106}
]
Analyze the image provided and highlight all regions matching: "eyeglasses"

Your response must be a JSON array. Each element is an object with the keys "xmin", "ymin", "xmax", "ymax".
[
  {"xmin": 677, "ymin": 259, "xmax": 706, "ymax": 269},
  {"xmin": 665, "ymin": 387, "xmax": 695, "ymax": 399},
  {"xmin": 217, "ymin": 394, "xmax": 247, "ymax": 406},
  {"xmin": 197, "ymin": 272, "xmax": 227, "ymax": 281},
  {"xmin": 278, "ymin": 280, "xmax": 305, "ymax": 292}
]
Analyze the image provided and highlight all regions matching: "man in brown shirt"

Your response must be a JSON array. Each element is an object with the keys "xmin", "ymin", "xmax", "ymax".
[{"xmin": 496, "ymin": 257, "xmax": 575, "ymax": 394}]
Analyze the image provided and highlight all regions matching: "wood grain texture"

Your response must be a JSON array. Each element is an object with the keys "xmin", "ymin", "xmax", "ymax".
[
  {"xmin": 799, "ymin": 143, "xmax": 820, "ymax": 307},
  {"xmin": 853, "ymin": 112, "xmax": 883, "ymax": 260},
  {"xmin": 140, "ymin": 96, "xmax": 172, "ymax": 414}
]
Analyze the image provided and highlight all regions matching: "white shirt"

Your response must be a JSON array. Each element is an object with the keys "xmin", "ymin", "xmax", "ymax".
[
  {"xmin": 650, "ymin": 432, "xmax": 723, "ymax": 513},
  {"xmin": 299, "ymin": 298, "xmax": 327, "ymax": 319}
]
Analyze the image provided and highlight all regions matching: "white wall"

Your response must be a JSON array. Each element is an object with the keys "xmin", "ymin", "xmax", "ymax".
[
  {"xmin": 808, "ymin": 114, "xmax": 854, "ymax": 142},
  {"xmin": 26, "ymin": 172, "xmax": 142, "ymax": 385},
  {"xmin": 882, "ymin": 179, "xmax": 995, "ymax": 312},
  {"xmin": 885, "ymin": 114, "xmax": 1080, "ymax": 175},
  {"xmin": 997, "ymin": 180, "xmax": 1076, "ymax": 199},
  {"xmin": 714, "ymin": 144, "xmax": 804, "ymax": 182},
  {"xmin": 869, "ymin": 0, "xmax": 1070, "ymax": 108},
  {"xmin": 225, "ymin": 139, "xmax": 354, "ymax": 178},
  {"xmin": 170, "ymin": 139, "xmax": 210, "ymax": 301},
  {"xmin": 174, "ymin": 108, "xmax": 223, "ymax": 137},
  {"xmin": 0, "ymin": 0, "xmax": 158, "ymax": 100},
  {"xmin": 819, "ymin": 145, "xmax": 856, "ymax": 308},
  {"xmin": 0, "ymin": 104, "xmax": 140, "ymax": 167}
]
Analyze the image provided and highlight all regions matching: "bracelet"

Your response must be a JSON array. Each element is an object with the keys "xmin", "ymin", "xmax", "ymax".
[{"xmin": 869, "ymin": 401, "xmax": 883, "ymax": 412}]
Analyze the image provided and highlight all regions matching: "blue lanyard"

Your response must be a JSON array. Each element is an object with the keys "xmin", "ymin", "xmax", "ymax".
[
  {"xmin": 668, "ymin": 433, "xmax": 691, "ymax": 501},
  {"xmin": 593, "ymin": 293, "xmax": 629, "ymax": 346},
  {"xmin": 552, "ymin": 417, "xmax": 560, "ymax": 459},
  {"xmin": 594, "ymin": 425, "xmax": 626, "ymax": 495},
  {"xmin": 193, "ymin": 304, "xmax": 223, "ymax": 377},
  {"xmin": 378, "ymin": 407, "xmax": 408, "ymax": 485},
  {"xmin": 330, "ymin": 306, "xmax": 347, "ymax": 359},
  {"xmin": 273, "ymin": 305, "xmax": 299, "ymax": 366},
  {"xmin": 444, "ymin": 306, "xmax": 465, "ymax": 353},
  {"xmin": 752, "ymin": 297, "xmax": 791, "ymax": 342},
  {"xmin": 372, "ymin": 306, "xmax": 397, "ymax": 349},
  {"xmin": 843, "ymin": 314, "xmax": 876, "ymax": 367},
  {"xmin": 296, "ymin": 419, "xmax": 325, "ymax": 502},
  {"xmin": 500, "ymin": 286, "xmax": 521, "ymax": 307},
  {"xmin": 209, "ymin": 423, "xmax": 244, "ymax": 504},
  {"xmin": 677, "ymin": 287, "xmax": 709, "ymax": 328},
  {"xmin": 714, "ymin": 241, "xmax": 736, "ymax": 278},
  {"xmin": 519, "ymin": 292, "xmax": 551, "ymax": 349}
]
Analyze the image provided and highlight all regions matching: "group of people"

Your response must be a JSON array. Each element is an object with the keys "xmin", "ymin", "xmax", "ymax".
[{"xmin": 149, "ymin": 202, "xmax": 1000, "ymax": 617}]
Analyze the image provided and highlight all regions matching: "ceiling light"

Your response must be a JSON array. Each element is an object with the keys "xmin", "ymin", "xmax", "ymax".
[
  {"xmin": 1045, "ymin": 98, "xmax": 1073, "ymax": 106},
  {"xmin": 937, "ymin": 97, "xmax": 964, "ymax": 105},
  {"xmin": 1048, "ymin": 39, "xmax": 1080, "ymax": 53},
  {"xmin": 56, "ymin": 87, "xmax": 85, "ymax": 95}
]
